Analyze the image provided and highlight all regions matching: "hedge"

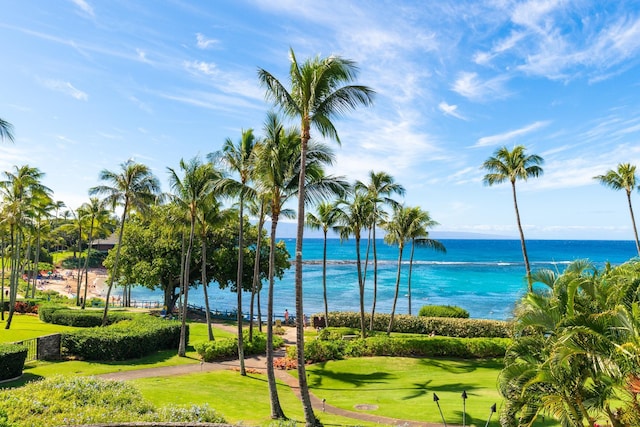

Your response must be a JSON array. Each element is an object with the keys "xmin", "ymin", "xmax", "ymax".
[
  {"xmin": 61, "ymin": 316, "xmax": 184, "ymax": 361},
  {"xmin": 418, "ymin": 304, "xmax": 469, "ymax": 318},
  {"xmin": 314, "ymin": 311, "xmax": 512, "ymax": 338},
  {"xmin": 0, "ymin": 344, "xmax": 28, "ymax": 381},
  {"xmin": 298, "ymin": 335, "xmax": 510, "ymax": 362},
  {"xmin": 39, "ymin": 305, "xmax": 133, "ymax": 327},
  {"xmin": 194, "ymin": 331, "xmax": 284, "ymax": 362}
]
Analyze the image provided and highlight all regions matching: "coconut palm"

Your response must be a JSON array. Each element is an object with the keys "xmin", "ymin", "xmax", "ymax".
[
  {"xmin": 167, "ymin": 157, "xmax": 218, "ymax": 357},
  {"xmin": 594, "ymin": 163, "xmax": 640, "ymax": 256},
  {"xmin": 258, "ymin": 49, "xmax": 374, "ymax": 426},
  {"xmin": 406, "ymin": 207, "xmax": 445, "ymax": 315},
  {"xmin": 210, "ymin": 129, "xmax": 257, "ymax": 375},
  {"xmin": 89, "ymin": 160, "xmax": 161, "ymax": 326},
  {"xmin": 356, "ymin": 171, "xmax": 404, "ymax": 329},
  {"xmin": 0, "ymin": 118, "xmax": 14, "ymax": 142},
  {"xmin": 482, "ymin": 145, "xmax": 543, "ymax": 292}
]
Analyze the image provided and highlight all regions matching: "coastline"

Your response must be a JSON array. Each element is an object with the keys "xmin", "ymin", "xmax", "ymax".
[{"xmin": 35, "ymin": 268, "xmax": 108, "ymax": 301}]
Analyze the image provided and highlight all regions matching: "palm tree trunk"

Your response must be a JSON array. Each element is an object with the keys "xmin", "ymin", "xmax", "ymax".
[
  {"xmin": 322, "ymin": 229, "xmax": 329, "ymax": 327},
  {"xmin": 201, "ymin": 238, "xmax": 214, "ymax": 341},
  {"xmin": 81, "ymin": 223, "xmax": 94, "ymax": 309},
  {"xmin": 370, "ymin": 222, "xmax": 378, "ymax": 331},
  {"xmin": 102, "ymin": 201, "xmax": 128, "ymax": 326},
  {"xmin": 626, "ymin": 191, "xmax": 640, "ymax": 256},
  {"xmin": 295, "ymin": 127, "xmax": 317, "ymax": 427},
  {"xmin": 178, "ymin": 218, "xmax": 195, "ymax": 357},
  {"xmin": 356, "ymin": 235, "xmax": 366, "ymax": 338},
  {"xmin": 267, "ymin": 212, "xmax": 286, "ymax": 419},
  {"xmin": 236, "ymin": 196, "xmax": 246, "ymax": 376},
  {"xmin": 512, "ymin": 181, "xmax": 532, "ymax": 291},
  {"xmin": 249, "ymin": 201, "xmax": 265, "ymax": 342},
  {"xmin": 387, "ymin": 245, "xmax": 404, "ymax": 335},
  {"xmin": 5, "ymin": 228, "xmax": 20, "ymax": 329},
  {"xmin": 408, "ymin": 239, "xmax": 416, "ymax": 316},
  {"xmin": 32, "ymin": 225, "xmax": 42, "ymax": 299},
  {"xmin": 76, "ymin": 224, "xmax": 83, "ymax": 305},
  {"xmin": 1, "ymin": 235, "xmax": 5, "ymax": 321}
]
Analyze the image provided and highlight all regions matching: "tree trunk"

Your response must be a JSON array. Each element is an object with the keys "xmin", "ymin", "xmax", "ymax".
[
  {"xmin": 1, "ymin": 235, "xmax": 5, "ymax": 321},
  {"xmin": 81, "ymin": 222, "xmax": 94, "ymax": 309},
  {"xmin": 408, "ymin": 239, "xmax": 416, "ymax": 315},
  {"xmin": 76, "ymin": 223, "xmax": 83, "ymax": 305},
  {"xmin": 370, "ymin": 222, "xmax": 378, "ymax": 331},
  {"xmin": 201, "ymin": 238, "xmax": 214, "ymax": 341},
  {"xmin": 5, "ymin": 228, "xmax": 20, "ymax": 329},
  {"xmin": 178, "ymin": 217, "xmax": 195, "ymax": 357},
  {"xmin": 356, "ymin": 234, "xmax": 365, "ymax": 338},
  {"xmin": 322, "ymin": 229, "xmax": 329, "ymax": 327},
  {"xmin": 102, "ymin": 200, "xmax": 128, "ymax": 326},
  {"xmin": 511, "ymin": 181, "xmax": 532, "ymax": 292},
  {"xmin": 387, "ymin": 245, "xmax": 404, "ymax": 335},
  {"xmin": 236, "ymin": 195, "xmax": 246, "ymax": 375},
  {"xmin": 626, "ymin": 190, "xmax": 640, "ymax": 256},
  {"xmin": 249, "ymin": 201, "xmax": 265, "ymax": 342}
]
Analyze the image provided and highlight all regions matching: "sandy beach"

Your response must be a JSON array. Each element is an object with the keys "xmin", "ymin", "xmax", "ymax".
[{"xmin": 35, "ymin": 268, "xmax": 108, "ymax": 301}]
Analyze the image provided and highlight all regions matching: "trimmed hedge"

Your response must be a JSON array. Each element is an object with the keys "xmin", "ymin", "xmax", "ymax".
[
  {"xmin": 0, "ymin": 344, "xmax": 28, "ymax": 381},
  {"xmin": 314, "ymin": 311, "xmax": 512, "ymax": 338},
  {"xmin": 418, "ymin": 304, "xmax": 469, "ymax": 318},
  {"xmin": 39, "ymin": 305, "xmax": 133, "ymax": 327},
  {"xmin": 194, "ymin": 331, "xmax": 284, "ymax": 362},
  {"xmin": 61, "ymin": 316, "xmax": 184, "ymax": 361},
  {"xmin": 299, "ymin": 335, "xmax": 510, "ymax": 362}
]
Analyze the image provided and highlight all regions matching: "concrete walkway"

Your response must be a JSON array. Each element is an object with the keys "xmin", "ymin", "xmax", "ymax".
[{"xmin": 98, "ymin": 325, "xmax": 460, "ymax": 427}]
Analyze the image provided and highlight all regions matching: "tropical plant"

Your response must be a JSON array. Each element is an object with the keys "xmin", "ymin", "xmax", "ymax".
[
  {"xmin": 482, "ymin": 145, "xmax": 543, "ymax": 291},
  {"xmin": 258, "ymin": 48, "xmax": 374, "ymax": 427},
  {"xmin": 89, "ymin": 160, "xmax": 161, "ymax": 326},
  {"xmin": 594, "ymin": 163, "xmax": 640, "ymax": 256},
  {"xmin": 0, "ymin": 118, "xmax": 14, "ymax": 142}
]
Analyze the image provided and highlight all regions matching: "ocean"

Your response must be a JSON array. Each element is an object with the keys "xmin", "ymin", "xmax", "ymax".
[{"xmin": 127, "ymin": 238, "xmax": 639, "ymax": 321}]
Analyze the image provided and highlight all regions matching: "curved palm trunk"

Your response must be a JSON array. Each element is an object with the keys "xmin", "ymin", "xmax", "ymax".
[
  {"xmin": 511, "ymin": 181, "xmax": 532, "ymax": 292},
  {"xmin": 387, "ymin": 244, "xmax": 404, "ymax": 335},
  {"xmin": 322, "ymin": 229, "xmax": 329, "ymax": 327},
  {"xmin": 267, "ymin": 211, "xmax": 286, "ymax": 419},
  {"xmin": 178, "ymin": 218, "xmax": 195, "ymax": 356},
  {"xmin": 81, "ymin": 222, "xmax": 94, "ymax": 309},
  {"xmin": 295, "ymin": 128, "xmax": 317, "ymax": 426},
  {"xmin": 32, "ymin": 225, "xmax": 42, "ymax": 299},
  {"xmin": 355, "ymin": 234, "xmax": 366, "ymax": 338},
  {"xmin": 102, "ymin": 200, "xmax": 128, "ymax": 326},
  {"xmin": 249, "ymin": 202, "xmax": 265, "ymax": 342},
  {"xmin": 626, "ymin": 190, "xmax": 640, "ymax": 256},
  {"xmin": 408, "ymin": 239, "xmax": 416, "ymax": 315},
  {"xmin": 236, "ymin": 197, "xmax": 246, "ymax": 375},
  {"xmin": 370, "ymin": 222, "xmax": 378, "ymax": 331},
  {"xmin": 5, "ymin": 227, "xmax": 20, "ymax": 329},
  {"xmin": 201, "ymin": 238, "xmax": 214, "ymax": 341}
]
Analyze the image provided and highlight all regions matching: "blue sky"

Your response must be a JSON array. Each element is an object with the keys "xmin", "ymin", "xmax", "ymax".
[{"xmin": 2, "ymin": 0, "xmax": 640, "ymax": 240}]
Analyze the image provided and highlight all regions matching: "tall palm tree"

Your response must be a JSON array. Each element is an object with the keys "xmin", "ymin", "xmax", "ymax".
[
  {"xmin": 306, "ymin": 201, "xmax": 341, "ymax": 327},
  {"xmin": 335, "ymin": 190, "xmax": 373, "ymax": 338},
  {"xmin": 167, "ymin": 157, "xmax": 217, "ymax": 357},
  {"xmin": 258, "ymin": 49, "xmax": 374, "ymax": 426},
  {"xmin": 211, "ymin": 129, "xmax": 257, "ymax": 375},
  {"xmin": 356, "ymin": 171, "xmax": 405, "ymax": 329},
  {"xmin": 0, "ymin": 118, "xmax": 14, "ymax": 142},
  {"xmin": 89, "ymin": 160, "xmax": 161, "ymax": 326},
  {"xmin": 77, "ymin": 198, "xmax": 113, "ymax": 309},
  {"xmin": 594, "ymin": 163, "xmax": 640, "ymax": 256},
  {"xmin": 406, "ymin": 208, "xmax": 445, "ymax": 315},
  {"xmin": 482, "ymin": 145, "xmax": 543, "ymax": 292}
]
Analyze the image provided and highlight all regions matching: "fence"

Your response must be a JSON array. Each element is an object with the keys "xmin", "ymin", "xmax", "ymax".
[{"xmin": 13, "ymin": 334, "xmax": 61, "ymax": 362}]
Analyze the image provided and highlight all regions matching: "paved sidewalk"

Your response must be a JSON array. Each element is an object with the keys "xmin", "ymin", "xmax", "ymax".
[{"xmin": 98, "ymin": 325, "xmax": 460, "ymax": 427}]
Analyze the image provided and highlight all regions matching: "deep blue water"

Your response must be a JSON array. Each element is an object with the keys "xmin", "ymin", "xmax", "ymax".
[{"xmin": 127, "ymin": 239, "xmax": 639, "ymax": 320}]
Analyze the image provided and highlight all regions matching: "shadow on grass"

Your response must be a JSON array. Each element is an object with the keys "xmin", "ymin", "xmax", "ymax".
[
  {"xmin": 307, "ymin": 362, "xmax": 395, "ymax": 389},
  {"xmin": 0, "ymin": 372, "xmax": 45, "ymax": 388},
  {"xmin": 418, "ymin": 357, "xmax": 503, "ymax": 374}
]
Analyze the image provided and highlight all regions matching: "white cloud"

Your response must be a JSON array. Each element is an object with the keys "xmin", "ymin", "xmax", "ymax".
[
  {"xmin": 183, "ymin": 60, "xmax": 263, "ymax": 100},
  {"xmin": 452, "ymin": 72, "xmax": 510, "ymax": 101},
  {"xmin": 70, "ymin": 0, "xmax": 94, "ymax": 18},
  {"xmin": 196, "ymin": 33, "xmax": 219, "ymax": 49},
  {"xmin": 41, "ymin": 79, "xmax": 88, "ymax": 101},
  {"xmin": 438, "ymin": 102, "xmax": 466, "ymax": 120},
  {"xmin": 474, "ymin": 121, "xmax": 550, "ymax": 148}
]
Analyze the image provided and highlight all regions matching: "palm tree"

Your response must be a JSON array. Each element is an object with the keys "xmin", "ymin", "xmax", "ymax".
[
  {"xmin": 306, "ymin": 201, "xmax": 341, "ymax": 327},
  {"xmin": 258, "ymin": 49, "xmax": 374, "ymax": 426},
  {"xmin": 89, "ymin": 160, "xmax": 161, "ymax": 326},
  {"xmin": 355, "ymin": 171, "xmax": 404, "ymax": 329},
  {"xmin": 211, "ymin": 129, "xmax": 257, "ymax": 376},
  {"xmin": 0, "ymin": 118, "xmax": 14, "ymax": 142},
  {"xmin": 335, "ymin": 190, "xmax": 373, "ymax": 338},
  {"xmin": 167, "ymin": 157, "xmax": 217, "ymax": 357},
  {"xmin": 482, "ymin": 145, "xmax": 543, "ymax": 292},
  {"xmin": 77, "ymin": 198, "xmax": 113, "ymax": 309},
  {"xmin": 594, "ymin": 163, "xmax": 640, "ymax": 256},
  {"xmin": 406, "ymin": 207, "xmax": 445, "ymax": 315}
]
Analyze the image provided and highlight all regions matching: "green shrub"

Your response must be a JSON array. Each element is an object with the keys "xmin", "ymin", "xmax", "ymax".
[
  {"xmin": 0, "ymin": 344, "xmax": 28, "ymax": 381},
  {"xmin": 418, "ymin": 304, "xmax": 469, "ymax": 318},
  {"xmin": 61, "ymin": 316, "xmax": 184, "ymax": 360},
  {"xmin": 0, "ymin": 376, "xmax": 226, "ymax": 426},
  {"xmin": 317, "ymin": 311, "xmax": 511, "ymax": 338},
  {"xmin": 39, "ymin": 306, "xmax": 133, "ymax": 327},
  {"xmin": 194, "ymin": 331, "xmax": 284, "ymax": 362}
]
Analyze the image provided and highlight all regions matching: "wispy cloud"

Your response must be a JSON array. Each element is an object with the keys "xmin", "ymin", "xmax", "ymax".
[
  {"xmin": 70, "ymin": 0, "xmax": 94, "ymax": 18},
  {"xmin": 196, "ymin": 33, "xmax": 219, "ymax": 49},
  {"xmin": 474, "ymin": 121, "xmax": 550, "ymax": 148},
  {"xmin": 41, "ymin": 79, "xmax": 88, "ymax": 101},
  {"xmin": 452, "ymin": 72, "xmax": 510, "ymax": 101},
  {"xmin": 438, "ymin": 101, "xmax": 466, "ymax": 120},
  {"xmin": 183, "ymin": 60, "xmax": 263, "ymax": 100}
]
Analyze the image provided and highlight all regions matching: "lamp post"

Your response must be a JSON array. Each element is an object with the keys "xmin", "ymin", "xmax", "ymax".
[
  {"xmin": 484, "ymin": 403, "xmax": 497, "ymax": 427},
  {"xmin": 461, "ymin": 390, "xmax": 467, "ymax": 427},
  {"xmin": 433, "ymin": 393, "xmax": 447, "ymax": 427}
]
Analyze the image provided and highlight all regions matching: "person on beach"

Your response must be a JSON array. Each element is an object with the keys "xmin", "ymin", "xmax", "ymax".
[{"xmin": 284, "ymin": 309, "xmax": 289, "ymax": 324}]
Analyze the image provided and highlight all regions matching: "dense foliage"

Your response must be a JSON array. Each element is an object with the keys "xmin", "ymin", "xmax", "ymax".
[
  {"xmin": 0, "ymin": 376, "xmax": 226, "ymax": 426},
  {"xmin": 194, "ymin": 331, "xmax": 284, "ymax": 362},
  {"xmin": 0, "ymin": 344, "xmax": 28, "ymax": 381},
  {"xmin": 61, "ymin": 316, "xmax": 183, "ymax": 360},
  {"xmin": 38, "ymin": 305, "xmax": 132, "ymax": 326},
  {"xmin": 315, "ymin": 311, "xmax": 511, "ymax": 338},
  {"xmin": 418, "ymin": 304, "xmax": 469, "ymax": 318},
  {"xmin": 499, "ymin": 259, "xmax": 640, "ymax": 427}
]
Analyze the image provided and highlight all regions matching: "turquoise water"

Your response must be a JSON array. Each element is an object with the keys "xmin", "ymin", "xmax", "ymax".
[{"xmin": 128, "ymin": 238, "xmax": 639, "ymax": 320}]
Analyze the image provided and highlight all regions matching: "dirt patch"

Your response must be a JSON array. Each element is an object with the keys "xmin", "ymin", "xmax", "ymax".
[{"xmin": 354, "ymin": 404, "xmax": 379, "ymax": 411}]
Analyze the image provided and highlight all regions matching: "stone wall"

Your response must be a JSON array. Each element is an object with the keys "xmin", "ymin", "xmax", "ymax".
[{"xmin": 37, "ymin": 334, "xmax": 61, "ymax": 360}]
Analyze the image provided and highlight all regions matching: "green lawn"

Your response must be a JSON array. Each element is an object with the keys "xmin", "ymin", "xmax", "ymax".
[{"xmin": 0, "ymin": 314, "xmax": 78, "ymax": 342}]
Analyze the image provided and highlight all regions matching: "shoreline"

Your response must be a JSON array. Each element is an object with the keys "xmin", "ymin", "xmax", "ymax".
[{"xmin": 35, "ymin": 268, "xmax": 108, "ymax": 301}]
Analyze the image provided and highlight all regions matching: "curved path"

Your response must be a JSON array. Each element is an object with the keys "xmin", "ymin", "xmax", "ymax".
[{"xmin": 99, "ymin": 326, "xmax": 460, "ymax": 427}]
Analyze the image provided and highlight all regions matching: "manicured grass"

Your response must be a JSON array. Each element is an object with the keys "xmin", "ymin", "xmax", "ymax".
[{"xmin": 0, "ymin": 314, "xmax": 79, "ymax": 342}]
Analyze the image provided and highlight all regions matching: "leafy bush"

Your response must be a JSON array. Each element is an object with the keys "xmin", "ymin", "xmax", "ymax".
[
  {"xmin": 61, "ymin": 316, "xmax": 184, "ymax": 360},
  {"xmin": 194, "ymin": 331, "xmax": 284, "ymax": 362},
  {"xmin": 0, "ymin": 376, "xmax": 225, "ymax": 426},
  {"xmin": 39, "ymin": 306, "xmax": 133, "ymax": 327},
  {"xmin": 0, "ymin": 344, "xmax": 28, "ymax": 381},
  {"xmin": 418, "ymin": 304, "xmax": 469, "ymax": 318},
  {"xmin": 13, "ymin": 300, "xmax": 38, "ymax": 314},
  {"xmin": 318, "ymin": 311, "xmax": 511, "ymax": 338}
]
